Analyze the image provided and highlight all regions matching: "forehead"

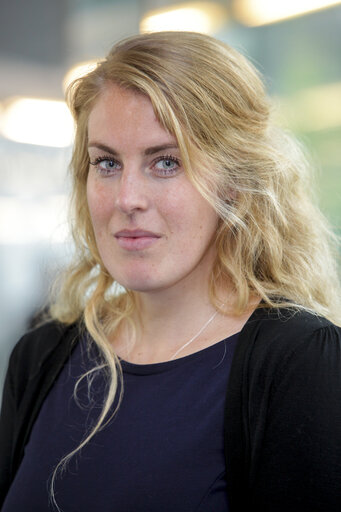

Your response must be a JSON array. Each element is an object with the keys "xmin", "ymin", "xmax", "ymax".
[{"xmin": 87, "ymin": 84, "xmax": 177, "ymax": 149}]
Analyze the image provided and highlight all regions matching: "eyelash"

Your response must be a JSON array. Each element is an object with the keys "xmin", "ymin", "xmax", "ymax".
[
  {"xmin": 89, "ymin": 156, "xmax": 120, "ymax": 171},
  {"xmin": 89, "ymin": 154, "xmax": 181, "ymax": 177},
  {"xmin": 153, "ymin": 155, "xmax": 181, "ymax": 176}
]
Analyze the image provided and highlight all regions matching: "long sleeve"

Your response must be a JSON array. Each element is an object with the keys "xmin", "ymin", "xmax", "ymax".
[
  {"xmin": 225, "ymin": 309, "xmax": 341, "ymax": 512},
  {"xmin": 0, "ymin": 321, "xmax": 77, "ymax": 508},
  {"xmin": 250, "ymin": 324, "xmax": 341, "ymax": 511},
  {"xmin": 0, "ymin": 350, "xmax": 18, "ymax": 508}
]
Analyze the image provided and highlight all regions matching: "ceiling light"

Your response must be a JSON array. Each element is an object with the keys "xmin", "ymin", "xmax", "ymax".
[
  {"xmin": 0, "ymin": 97, "xmax": 73, "ymax": 147},
  {"xmin": 140, "ymin": 2, "xmax": 228, "ymax": 34},
  {"xmin": 234, "ymin": 0, "xmax": 341, "ymax": 26}
]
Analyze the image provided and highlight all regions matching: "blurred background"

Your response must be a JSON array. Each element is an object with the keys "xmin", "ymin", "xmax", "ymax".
[{"xmin": 0, "ymin": 0, "xmax": 340, "ymax": 392}]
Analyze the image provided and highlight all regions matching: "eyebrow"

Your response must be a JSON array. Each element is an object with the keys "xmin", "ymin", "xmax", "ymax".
[{"xmin": 88, "ymin": 142, "xmax": 179, "ymax": 156}]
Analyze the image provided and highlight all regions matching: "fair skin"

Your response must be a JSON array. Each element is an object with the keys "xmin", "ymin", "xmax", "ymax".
[{"xmin": 87, "ymin": 84, "xmax": 254, "ymax": 363}]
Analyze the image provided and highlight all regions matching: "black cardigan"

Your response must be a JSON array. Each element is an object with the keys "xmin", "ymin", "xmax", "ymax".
[{"xmin": 1, "ymin": 307, "xmax": 341, "ymax": 511}]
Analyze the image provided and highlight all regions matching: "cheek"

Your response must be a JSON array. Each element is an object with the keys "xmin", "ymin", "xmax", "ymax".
[
  {"xmin": 86, "ymin": 175, "xmax": 113, "ymax": 223},
  {"xmin": 163, "ymin": 190, "xmax": 218, "ymax": 246}
]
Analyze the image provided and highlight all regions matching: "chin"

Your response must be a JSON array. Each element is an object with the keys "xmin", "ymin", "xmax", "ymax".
[{"xmin": 112, "ymin": 273, "xmax": 162, "ymax": 293}]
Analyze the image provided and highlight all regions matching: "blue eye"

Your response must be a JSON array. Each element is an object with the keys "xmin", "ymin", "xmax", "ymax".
[
  {"xmin": 90, "ymin": 156, "xmax": 121, "ymax": 175},
  {"xmin": 153, "ymin": 156, "xmax": 181, "ymax": 177}
]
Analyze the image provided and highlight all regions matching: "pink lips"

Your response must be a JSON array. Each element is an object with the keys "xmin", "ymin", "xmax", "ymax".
[{"xmin": 114, "ymin": 229, "xmax": 161, "ymax": 251}]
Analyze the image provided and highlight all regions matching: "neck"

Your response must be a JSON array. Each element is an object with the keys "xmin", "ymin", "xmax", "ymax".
[
  {"xmin": 134, "ymin": 277, "xmax": 218, "ymax": 345},
  {"xmin": 113, "ymin": 278, "xmax": 255, "ymax": 364},
  {"xmin": 112, "ymin": 268, "xmax": 259, "ymax": 363}
]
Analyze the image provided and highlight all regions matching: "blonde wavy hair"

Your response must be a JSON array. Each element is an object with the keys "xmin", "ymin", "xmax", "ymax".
[{"xmin": 49, "ymin": 31, "xmax": 340, "ymax": 504}]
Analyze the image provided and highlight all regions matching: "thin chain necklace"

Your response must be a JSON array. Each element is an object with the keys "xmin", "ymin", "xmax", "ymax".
[{"xmin": 170, "ymin": 309, "xmax": 220, "ymax": 360}]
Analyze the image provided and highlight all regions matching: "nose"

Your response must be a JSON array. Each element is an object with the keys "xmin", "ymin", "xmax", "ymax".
[{"xmin": 115, "ymin": 167, "xmax": 149, "ymax": 215}]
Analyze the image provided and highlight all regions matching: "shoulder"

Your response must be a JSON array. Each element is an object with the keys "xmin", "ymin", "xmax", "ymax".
[
  {"xmin": 241, "ymin": 306, "xmax": 340, "ymax": 356},
  {"xmin": 10, "ymin": 320, "xmax": 77, "ymax": 364},
  {"xmin": 232, "ymin": 307, "xmax": 341, "ymax": 386},
  {"xmin": 8, "ymin": 320, "xmax": 79, "ymax": 390}
]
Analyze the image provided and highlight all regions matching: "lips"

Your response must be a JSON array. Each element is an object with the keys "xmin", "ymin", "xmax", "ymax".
[{"xmin": 114, "ymin": 229, "xmax": 161, "ymax": 251}]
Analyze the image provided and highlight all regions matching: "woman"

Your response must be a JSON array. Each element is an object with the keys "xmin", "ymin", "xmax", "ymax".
[{"xmin": 1, "ymin": 31, "xmax": 341, "ymax": 511}]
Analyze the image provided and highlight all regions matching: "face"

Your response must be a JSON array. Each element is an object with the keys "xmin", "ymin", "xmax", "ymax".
[{"xmin": 86, "ymin": 84, "xmax": 219, "ymax": 296}]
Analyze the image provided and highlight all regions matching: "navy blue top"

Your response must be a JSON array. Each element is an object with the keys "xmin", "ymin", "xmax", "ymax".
[{"xmin": 3, "ymin": 333, "xmax": 238, "ymax": 512}]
